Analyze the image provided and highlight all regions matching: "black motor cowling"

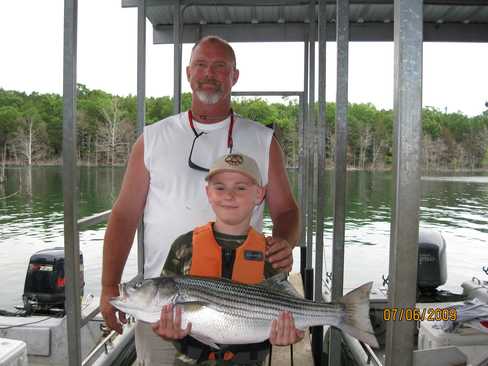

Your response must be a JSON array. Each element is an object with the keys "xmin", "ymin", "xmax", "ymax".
[
  {"xmin": 417, "ymin": 229, "xmax": 447, "ymax": 291},
  {"xmin": 23, "ymin": 247, "xmax": 84, "ymax": 312}
]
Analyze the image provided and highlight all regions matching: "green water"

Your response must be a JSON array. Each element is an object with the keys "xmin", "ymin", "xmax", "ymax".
[{"xmin": 0, "ymin": 166, "xmax": 487, "ymax": 310}]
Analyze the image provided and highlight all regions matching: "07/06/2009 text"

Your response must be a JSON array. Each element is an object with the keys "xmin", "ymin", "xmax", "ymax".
[{"xmin": 383, "ymin": 307, "xmax": 457, "ymax": 321}]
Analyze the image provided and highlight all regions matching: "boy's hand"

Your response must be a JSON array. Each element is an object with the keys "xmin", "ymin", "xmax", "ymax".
[
  {"xmin": 152, "ymin": 304, "xmax": 191, "ymax": 340},
  {"xmin": 265, "ymin": 236, "xmax": 293, "ymax": 272},
  {"xmin": 269, "ymin": 311, "xmax": 305, "ymax": 346}
]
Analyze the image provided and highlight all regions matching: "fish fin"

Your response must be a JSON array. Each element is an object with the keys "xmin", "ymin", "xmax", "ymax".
[
  {"xmin": 337, "ymin": 282, "xmax": 379, "ymax": 348},
  {"xmin": 191, "ymin": 334, "xmax": 220, "ymax": 350},
  {"xmin": 260, "ymin": 273, "xmax": 304, "ymax": 299},
  {"xmin": 176, "ymin": 301, "xmax": 229, "ymax": 317}
]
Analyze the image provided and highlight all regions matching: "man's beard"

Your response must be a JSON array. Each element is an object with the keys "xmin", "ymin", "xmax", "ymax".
[
  {"xmin": 195, "ymin": 89, "xmax": 223, "ymax": 105},
  {"xmin": 195, "ymin": 79, "xmax": 223, "ymax": 105}
]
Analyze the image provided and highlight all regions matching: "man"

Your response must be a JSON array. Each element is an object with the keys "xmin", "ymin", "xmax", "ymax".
[{"xmin": 100, "ymin": 35, "xmax": 299, "ymax": 365}]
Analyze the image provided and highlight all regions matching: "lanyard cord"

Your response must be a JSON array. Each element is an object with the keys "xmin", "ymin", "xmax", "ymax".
[{"xmin": 188, "ymin": 109, "xmax": 235, "ymax": 153}]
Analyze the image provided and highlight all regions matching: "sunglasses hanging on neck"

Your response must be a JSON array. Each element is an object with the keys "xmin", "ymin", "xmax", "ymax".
[{"xmin": 187, "ymin": 110, "xmax": 235, "ymax": 172}]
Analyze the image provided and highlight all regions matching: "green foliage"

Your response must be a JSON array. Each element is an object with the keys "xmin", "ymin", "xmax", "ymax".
[
  {"xmin": 423, "ymin": 107, "xmax": 443, "ymax": 139},
  {"xmin": 482, "ymin": 149, "xmax": 488, "ymax": 168},
  {"xmin": 232, "ymin": 98, "xmax": 278, "ymax": 127},
  {"xmin": 0, "ymin": 106, "xmax": 20, "ymax": 146},
  {"xmin": 0, "ymin": 87, "xmax": 486, "ymax": 170},
  {"xmin": 146, "ymin": 96, "xmax": 172, "ymax": 124}
]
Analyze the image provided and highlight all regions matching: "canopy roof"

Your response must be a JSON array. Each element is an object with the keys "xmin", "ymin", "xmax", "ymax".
[{"xmin": 122, "ymin": 0, "xmax": 488, "ymax": 43}]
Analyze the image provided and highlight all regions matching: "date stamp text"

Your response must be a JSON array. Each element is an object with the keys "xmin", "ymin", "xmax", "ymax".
[{"xmin": 383, "ymin": 307, "xmax": 457, "ymax": 321}]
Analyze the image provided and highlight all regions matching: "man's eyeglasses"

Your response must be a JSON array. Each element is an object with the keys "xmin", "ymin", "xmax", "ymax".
[{"xmin": 187, "ymin": 110, "xmax": 235, "ymax": 172}]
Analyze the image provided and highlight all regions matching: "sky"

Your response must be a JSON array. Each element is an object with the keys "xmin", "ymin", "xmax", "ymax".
[{"xmin": 1, "ymin": 0, "xmax": 488, "ymax": 117}]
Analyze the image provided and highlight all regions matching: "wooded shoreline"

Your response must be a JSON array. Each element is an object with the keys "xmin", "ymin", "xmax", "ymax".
[
  {"xmin": 1, "ymin": 86, "xmax": 487, "ymax": 177},
  {"xmin": 2, "ymin": 161, "xmax": 487, "ymax": 173}
]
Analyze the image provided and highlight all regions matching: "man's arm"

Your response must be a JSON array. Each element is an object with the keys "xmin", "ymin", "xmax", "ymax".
[
  {"xmin": 100, "ymin": 135, "xmax": 149, "ymax": 333},
  {"xmin": 265, "ymin": 136, "xmax": 300, "ymax": 272}
]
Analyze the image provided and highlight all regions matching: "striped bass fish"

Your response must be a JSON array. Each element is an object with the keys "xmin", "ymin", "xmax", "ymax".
[{"xmin": 111, "ymin": 275, "xmax": 378, "ymax": 348}]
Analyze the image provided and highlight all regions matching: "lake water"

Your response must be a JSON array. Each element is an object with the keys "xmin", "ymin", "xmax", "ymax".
[{"xmin": 0, "ymin": 166, "xmax": 487, "ymax": 310}]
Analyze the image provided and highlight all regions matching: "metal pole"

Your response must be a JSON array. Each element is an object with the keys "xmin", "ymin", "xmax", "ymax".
[
  {"xmin": 329, "ymin": 0, "xmax": 349, "ymax": 364},
  {"xmin": 173, "ymin": 0, "xmax": 182, "ymax": 114},
  {"xmin": 306, "ymin": 0, "xmax": 316, "ymax": 276},
  {"xmin": 303, "ymin": 37, "xmax": 311, "ymax": 272},
  {"xmin": 298, "ymin": 94, "xmax": 307, "ymax": 279},
  {"xmin": 304, "ymin": 1, "xmax": 315, "ymax": 302},
  {"xmin": 385, "ymin": 0, "xmax": 423, "ymax": 365},
  {"xmin": 313, "ymin": 1, "xmax": 327, "ymax": 363},
  {"xmin": 315, "ymin": 0, "xmax": 326, "ymax": 304},
  {"xmin": 63, "ymin": 0, "xmax": 82, "ymax": 364},
  {"xmin": 136, "ymin": 0, "xmax": 146, "ymax": 277},
  {"xmin": 301, "ymin": 37, "xmax": 309, "ymax": 287},
  {"xmin": 307, "ymin": 2, "xmax": 323, "ymax": 365}
]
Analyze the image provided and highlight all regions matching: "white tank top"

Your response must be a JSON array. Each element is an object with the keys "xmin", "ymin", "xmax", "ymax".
[{"xmin": 143, "ymin": 111, "xmax": 273, "ymax": 278}]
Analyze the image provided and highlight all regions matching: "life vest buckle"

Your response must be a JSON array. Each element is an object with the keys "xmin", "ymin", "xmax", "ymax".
[{"xmin": 208, "ymin": 350, "xmax": 235, "ymax": 361}]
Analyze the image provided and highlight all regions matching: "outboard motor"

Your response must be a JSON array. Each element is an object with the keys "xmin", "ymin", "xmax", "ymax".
[
  {"xmin": 417, "ymin": 229, "xmax": 447, "ymax": 292},
  {"xmin": 22, "ymin": 247, "xmax": 84, "ymax": 313},
  {"xmin": 416, "ymin": 229, "xmax": 465, "ymax": 302}
]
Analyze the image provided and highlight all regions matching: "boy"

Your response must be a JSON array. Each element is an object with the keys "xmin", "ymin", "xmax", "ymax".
[{"xmin": 153, "ymin": 153, "xmax": 304, "ymax": 365}]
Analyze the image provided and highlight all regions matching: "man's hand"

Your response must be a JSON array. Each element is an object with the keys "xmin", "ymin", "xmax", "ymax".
[
  {"xmin": 100, "ymin": 285, "xmax": 127, "ymax": 334},
  {"xmin": 265, "ymin": 236, "xmax": 293, "ymax": 272},
  {"xmin": 152, "ymin": 304, "xmax": 191, "ymax": 341},
  {"xmin": 269, "ymin": 311, "xmax": 305, "ymax": 346}
]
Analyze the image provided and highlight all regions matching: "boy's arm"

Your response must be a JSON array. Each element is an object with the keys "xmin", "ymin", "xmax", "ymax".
[
  {"xmin": 161, "ymin": 231, "xmax": 194, "ymax": 276},
  {"xmin": 161, "ymin": 242, "xmax": 180, "ymax": 277},
  {"xmin": 155, "ymin": 231, "xmax": 194, "ymax": 341}
]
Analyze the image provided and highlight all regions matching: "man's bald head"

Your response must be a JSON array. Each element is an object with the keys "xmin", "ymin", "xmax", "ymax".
[{"xmin": 190, "ymin": 36, "xmax": 236, "ymax": 68}]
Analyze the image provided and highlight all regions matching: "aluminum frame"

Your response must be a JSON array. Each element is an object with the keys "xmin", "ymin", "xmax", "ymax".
[
  {"xmin": 60, "ymin": 0, "xmax": 464, "ymax": 364},
  {"xmin": 385, "ymin": 1, "xmax": 423, "ymax": 365},
  {"xmin": 137, "ymin": 0, "xmax": 146, "ymax": 278},
  {"xmin": 63, "ymin": 0, "xmax": 82, "ymax": 365},
  {"xmin": 329, "ymin": 0, "xmax": 349, "ymax": 363}
]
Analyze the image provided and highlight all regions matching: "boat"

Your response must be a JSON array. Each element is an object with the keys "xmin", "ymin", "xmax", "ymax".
[
  {"xmin": 323, "ymin": 229, "xmax": 488, "ymax": 366},
  {"xmin": 0, "ymin": 248, "xmax": 136, "ymax": 366},
  {"xmin": 2, "ymin": 229, "xmax": 487, "ymax": 366},
  {"xmin": 3, "ymin": 0, "xmax": 488, "ymax": 365}
]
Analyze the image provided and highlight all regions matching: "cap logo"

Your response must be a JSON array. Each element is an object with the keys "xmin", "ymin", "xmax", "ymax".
[{"xmin": 224, "ymin": 154, "xmax": 243, "ymax": 166}]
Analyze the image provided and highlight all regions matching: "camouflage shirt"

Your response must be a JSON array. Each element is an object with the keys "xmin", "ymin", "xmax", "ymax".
[{"xmin": 161, "ymin": 225, "xmax": 278, "ymax": 279}]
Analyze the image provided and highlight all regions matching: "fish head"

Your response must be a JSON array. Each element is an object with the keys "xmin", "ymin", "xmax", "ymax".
[
  {"xmin": 110, "ymin": 277, "xmax": 179, "ymax": 323},
  {"xmin": 119, "ymin": 276, "xmax": 178, "ymax": 308}
]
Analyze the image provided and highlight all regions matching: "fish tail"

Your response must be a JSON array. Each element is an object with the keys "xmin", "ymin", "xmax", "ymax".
[{"xmin": 337, "ymin": 282, "xmax": 379, "ymax": 348}]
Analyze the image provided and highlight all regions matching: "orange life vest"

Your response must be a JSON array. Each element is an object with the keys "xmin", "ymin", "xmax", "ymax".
[
  {"xmin": 189, "ymin": 222, "xmax": 265, "ymax": 284},
  {"xmin": 185, "ymin": 223, "xmax": 269, "ymax": 362}
]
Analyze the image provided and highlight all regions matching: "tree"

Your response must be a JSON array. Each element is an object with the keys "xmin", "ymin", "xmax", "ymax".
[
  {"xmin": 348, "ymin": 103, "xmax": 377, "ymax": 168},
  {"xmin": 233, "ymin": 98, "xmax": 277, "ymax": 127},
  {"xmin": 0, "ymin": 106, "xmax": 20, "ymax": 182},
  {"xmin": 10, "ymin": 104, "xmax": 50, "ymax": 165},
  {"xmin": 1, "ymin": 87, "xmax": 487, "ymax": 171},
  {"xmin": 78, "ymin": 88, "xmax": 134, "ymax": 165},
  {"xmin": 146, "ymin": 96, "xmax": 172, "ymax": 124},
  {"xmin": 34, "ymin": 93, "xmax": 63, "ymax": 157},
  {"xmin": 78, "ymin": 87, "xmax": 107, "ymax": 164},
  {"xmin": 422, "ymin": 107, "xmax": 443, "ymax": 139},
  {"xmin": 371, "ymin": 109, "xmax": 393, "ymax": 168},
  {"xmin": 96, "ymin": 96, "xmax": 134, "ymax": 165}
]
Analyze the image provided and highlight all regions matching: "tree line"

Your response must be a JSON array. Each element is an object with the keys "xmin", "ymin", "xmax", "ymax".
[{"xmin": 1, "ymin": 86, "xmax": 487, "ymax": 179}]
